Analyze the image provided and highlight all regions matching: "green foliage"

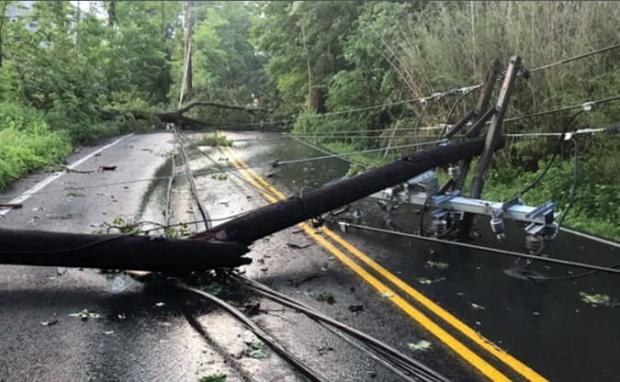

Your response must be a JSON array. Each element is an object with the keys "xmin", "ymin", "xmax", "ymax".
[
  {"xmin": 483, "ymin": 158, "xmax": 620, "ymax": 239},
  {"xmin": 0, "ymin": 102, "xmax": 71, "ymax": 189},
  {"xmin": 198, "ymin": 375, "xmax": 226, "ymax": 382},
  {"xmin": 0, "ymin": 0, "xmax": 182, "ymax": 188},
  {"xmin": 170, "ymin": 2, "xmax": 268, "ymax": 124},
  {"xmin": 197, "ymin": 132, "xmax": 232, "ymax": 147},
  {"xmin": 252, "ymin": 1, "xmax": 363, "ymax": 113}
]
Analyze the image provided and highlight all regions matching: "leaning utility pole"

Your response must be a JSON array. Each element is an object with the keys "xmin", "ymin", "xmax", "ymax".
[
  {"xmin": 195, "ymin": 137, "xmax": 499, "ymax": 245},
  {"xmin": 0, "ymin": 137, "xmax": 499, "ymax": 271}
]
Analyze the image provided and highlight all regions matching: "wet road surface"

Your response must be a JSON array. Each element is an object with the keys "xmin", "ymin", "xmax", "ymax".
[{"xmin": 0, "ymin": 131, "xmax": 619, "ymax": 381}]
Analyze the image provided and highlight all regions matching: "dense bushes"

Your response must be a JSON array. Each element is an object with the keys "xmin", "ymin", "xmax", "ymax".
[
  {"xmin": 0, "ymin": 102, "xmax": 71, "ymax": 189},
  {"xmin": 256, "ymin": 2, "xmax": 620, "ymax": 239}
]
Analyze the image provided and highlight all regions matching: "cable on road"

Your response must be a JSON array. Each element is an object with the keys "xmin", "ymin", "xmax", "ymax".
[
  {"xmin": 175, "ymin": 130, "xmax": 279, "ymax": 206},
  {"xmin": 337, "ymin": 222, "xmax": 620, "ymax": 276},
  {"xmin": 230, "ymin": 274, "xmax": 449, "ymax": 382},
  {"xmin": 175, "ymin": 282, "xmax": 328, "ymax": 382},
  {"xmin": 174, "ymin": 128, "xmax": 212, "ymax": 230},
  {"xmin": 317, "ymin": 322, "xmax": 420, "ymax": 382},
  {"xmin": 164, "ymin": 150, "xmax": 177, "ymax": 228}
]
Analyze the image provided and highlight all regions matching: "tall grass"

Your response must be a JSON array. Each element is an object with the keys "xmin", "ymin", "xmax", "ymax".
[{"xmin": 393, "ymin": 2, "xmax": 620, "ymax": 131}]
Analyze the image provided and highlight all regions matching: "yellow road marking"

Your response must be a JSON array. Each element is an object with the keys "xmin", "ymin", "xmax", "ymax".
[
  {"xmin": 223, "ymin": 145, "xmax": 547, "ymax": 381},
  {"xmin": 322, "ymin": 228, "xmax": 547, "ymax": 382},
  {"xmin": 221, "ymin": 146, "xmax": 515, "ymax": 381}
]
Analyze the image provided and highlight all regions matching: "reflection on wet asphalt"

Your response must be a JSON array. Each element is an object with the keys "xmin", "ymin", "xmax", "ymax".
[
  {"xmin": 0, "ymin": 131, "xmax": 618, "ymax": 381},
  {"xmin": 218, "ymin": 131, "xmax": 620, "ymax": 382}
]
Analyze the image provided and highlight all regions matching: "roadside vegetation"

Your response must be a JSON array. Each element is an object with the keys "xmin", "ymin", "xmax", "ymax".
[
  {"xmin": 1, "ymin": 1, "xmax": 618, "ymax": 239},
  {"xmin": 253, "ymin": 2, "xmax": 620, "ymax": 240},
  {"xmin": 0, "ymin": 1, "xmax": 263, "ymax": 189},
  {"xmin": 198, "ymin": 132, "xmax": 233, "ymax": 148}
]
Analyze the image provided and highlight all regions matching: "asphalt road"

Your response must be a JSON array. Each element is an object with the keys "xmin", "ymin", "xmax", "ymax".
[{"xmin": 0, "ymin": 131, "xmax": 619, "ymax": 382}]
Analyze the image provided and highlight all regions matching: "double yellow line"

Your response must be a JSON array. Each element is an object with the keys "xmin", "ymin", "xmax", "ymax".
[{"xmin": 220, "ymin": 146, "xmax": 546, "ymax": 382}]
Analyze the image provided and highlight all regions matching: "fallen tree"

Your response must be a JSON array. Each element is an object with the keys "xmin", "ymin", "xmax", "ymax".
[{"xmin": 99, "ymin": 100, "xmax": 275, "ymax": 130}]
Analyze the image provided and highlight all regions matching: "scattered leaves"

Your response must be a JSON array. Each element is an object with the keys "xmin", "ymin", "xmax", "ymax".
[
  {"xmin": 417, "ymin": 277, "xmax": 446, "ymax": 285},
  {"xmin": 199, "ymin": 374, "xmax": 227, "ymax": 382},
  {"xmin": 198, "ymin": 132, "xmax": 232, "ymax": 147},
  {"xmin": 579, "ymin": 292, "xmax": 612, "ymax": 307},
  {"xmin": 69, "ymin": 309, "xmax": 100, "ymax": 321},
  {"xmin": 287, "ymin": 242, "xmax": 312, "ymax": 250},
  {"xmin": 425, "ymin": 260, "xmax": 449, "ymax": 270},
  {"xmin": 41, "ymin": 319, "xmax": 58, "ymax": 327},
  {"xmin": 245, "ymin": 340, "xmax": 269, "ymax": 359},
  {"xmin": 211, "ymin": 173, "xmax": 228, "ymax": 181},
  {"xmin": 316, "ymin": 292, "xmax": 336, "ymax": 304},
  {"xmin": 407, "ymin": 340, "xmax": 432, "ymax": 352},
  {"xmin": 348, "ymin": 305, "xmax": 364, "ymax": 313}
]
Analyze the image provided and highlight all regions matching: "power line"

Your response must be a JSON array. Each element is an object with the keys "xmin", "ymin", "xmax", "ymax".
[
  {"xmin": 338, "ymin": 222, "xmax": 620, "ymax": 275},
  {"xmin": 274, "ymin": 140, "xmax": 447, "ymax": 166},
  {"xmin": 231, "ymin": 274, "xmax": 449, "ymax": 382},
  {"xmin": 504, "ymin": 95, "xmax": 620, "ymax": 123},
  {"xmin": 529, "ymin": 41, "xmax": 620, "ymax": 73},
  {"xmin": 176, "ymin": 282, "xmax": 328, "ymax": 382},
  {"xmin": 228, "ymin": 42, "xmax": 620, "ymax": 130},
  {"xmin": 174, "ymin": 128, "xmax": 211, "ymax": 230}
]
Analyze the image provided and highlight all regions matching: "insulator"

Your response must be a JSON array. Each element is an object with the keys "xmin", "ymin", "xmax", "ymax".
[
  {"xmin": 448, "ymin": 166, "xmax": 460, "ymax": 179},
  {"xmin": 490, "ymin": 217, "xmax": 505, "ymax": 239},
  {"xmin": 352, "ymin": 209, "xmax": 365, "ymax": 224},
  {"xmin": 432, "ymin": 218, "xmax": 447, "ymax": 237},
  {"xmin": 525, "ymin": 235, "xmax": 545, "ymax": 254}
]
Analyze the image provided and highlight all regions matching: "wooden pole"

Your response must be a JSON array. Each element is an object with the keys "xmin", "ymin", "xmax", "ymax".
[
  {"xmin": 459, "ymin": 56, "xmax": 520, "ymax": 238},
  {"xmin": 0, "ymin": 229, "xmax": 249, "ymax": 272},
  {"xmin": 470, "ymin": 56, "xmax": 521, "ymax": 198},
  {"xmin": 195, "ymin": 136, "xmax": 500, "ymax": 245},
  {"xmin": 455, "ymin": 60, "xmax": 501, "ymax": 190}
]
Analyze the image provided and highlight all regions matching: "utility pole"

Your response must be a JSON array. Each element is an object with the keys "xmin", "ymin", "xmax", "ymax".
[
  {"xmin": 469, "ymin": 56, "xmax": 521, "ymax": 198},
  {"xmin": 181, "ymin": 0, "xmax": 193, "ymax": 104},
  {"xmin": 459, "ymin": 56, "xmax": 521, "ymax": 238},
  {"xmin": 195, "ymin": 137, "xmax": 498, "ymax": 245},
  {"xmin": 0, "ymin": 136, "xmax": 500, "ymax": 271}
]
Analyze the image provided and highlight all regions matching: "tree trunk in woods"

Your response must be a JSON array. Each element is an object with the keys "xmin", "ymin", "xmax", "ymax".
[
  {"xmin": 308, "ymin": 87, "xmax": 326, "ymax": 113},
  {"xmin": 300, "ymin": 21, "xmax": 312, "ymax": 109},
  {"xmin": 107, "ymin": 0, "xmax": 117, "ymax": 27}
]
